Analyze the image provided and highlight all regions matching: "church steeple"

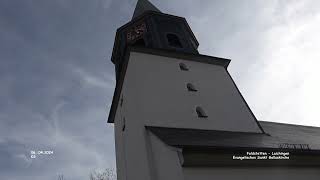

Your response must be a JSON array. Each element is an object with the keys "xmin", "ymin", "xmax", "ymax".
[
  {"xmin": 132, "ymin": 0, "xmax": 161, "ymax": 19},
  {"xmin": 111, "ymin": 0, "xmax": 199, "ymax": 80}
]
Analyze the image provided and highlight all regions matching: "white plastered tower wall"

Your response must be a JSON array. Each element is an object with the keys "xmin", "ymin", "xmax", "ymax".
[
  {"xmin": 113, "ymin": 50, "xmax": 264, "ymax": 180},
  {"xmin": 113, "ymin": 50, "xmax": 320, "ymax": 180},
  {"xmin": 119, "ymin": 51, "xmax": 262, "ymax": 132}
]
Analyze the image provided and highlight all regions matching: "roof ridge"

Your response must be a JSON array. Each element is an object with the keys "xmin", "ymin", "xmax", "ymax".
[
  {"xmin": 132, "ymin": 0, "xmax": 161, "ymax": 20},
  {"xmin": 259, "ymin": 120, "xmax": 320, "ymax": 128}
]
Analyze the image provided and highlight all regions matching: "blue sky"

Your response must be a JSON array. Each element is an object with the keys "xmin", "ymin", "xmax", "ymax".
[{"xmin": 1, "ymin": 0, "xmax": 320, "ymax": 179}]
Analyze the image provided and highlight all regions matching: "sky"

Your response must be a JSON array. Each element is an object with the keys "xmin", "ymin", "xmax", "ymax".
[{"xmin": 1, "ymin": 0, "xmax": 320, "ymax": 179}]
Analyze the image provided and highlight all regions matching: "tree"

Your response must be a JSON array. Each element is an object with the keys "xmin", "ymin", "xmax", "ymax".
[
  {"xmin": 58, "ymin": 174, "xmax": 65, "ymax": 180},
  {"xmin": 89, "ymin": 168, "xmax": 116, "ymax": 180}
]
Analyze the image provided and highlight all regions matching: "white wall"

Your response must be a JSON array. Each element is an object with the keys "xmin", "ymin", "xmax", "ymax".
[
  {"xmin": 113, "ymin": 51, "xmax": 320, "ymax": 180},
  {"xmin": 114, "ymin": 50, "xmax": 263, "ymax": 180},
  {"xmin": 123, "ymin": 51, "xmax": 262, "ymax": 133},
  {"xmin": 114, "ymin": 50, "xmax": 262, "ymax": 180}
]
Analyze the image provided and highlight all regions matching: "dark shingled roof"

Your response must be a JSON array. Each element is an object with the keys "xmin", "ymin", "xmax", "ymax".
[
  {"xmin": 146, "ymin": 121, "xmax": 320, "ymax": 152},
  {"xmin": 132, "ymin": 0, "xmax": 161, "ymax": 20}
]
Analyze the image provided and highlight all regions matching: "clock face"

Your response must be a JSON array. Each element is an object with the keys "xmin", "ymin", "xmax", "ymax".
[{"xmin": 126, "ymin": 22, "xmax": 147, "ymax": 42}]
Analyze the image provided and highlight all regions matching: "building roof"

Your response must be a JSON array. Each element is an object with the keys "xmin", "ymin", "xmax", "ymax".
[
  {"xmin": 146, "ymin": 121, "xmax": 320, "ymax": 152},
  {"xmin": 147, "ymin": 121, "xmax": 320, "ymax": 166},
  {"xmin": 132, "ymin": 0, "xmax": 161, "ymax": 20}
]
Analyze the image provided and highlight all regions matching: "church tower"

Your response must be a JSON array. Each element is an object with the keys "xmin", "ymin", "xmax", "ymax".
[
  {"xmin": 109, "ymin": 0, "xmax": 263, "ymax": 132},
  {"xmin": 100, "ymin": 0, "xmax": 317, "ymax": 179}
]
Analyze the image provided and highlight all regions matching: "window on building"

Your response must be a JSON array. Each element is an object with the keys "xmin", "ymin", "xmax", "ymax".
[
  {"xmin": 133, "ymin": 38, "xmax": 145, "ymax": 47},
  {"xmin": 187, "ymin": 83, "xmax": 197, "ymax": 92},
  {"xmin": 167, "ymin": 33, "xmax": 183, "ymax": 48},
  {"xmin": 196, "ymin": 106, "xmax": 208, "ymax": 118},
  {"xmin": 179, "ymin": 63, "xmax": 189, "ymax": 71}
]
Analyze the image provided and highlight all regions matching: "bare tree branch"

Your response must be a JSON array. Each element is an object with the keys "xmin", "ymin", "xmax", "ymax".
[
  {"xmin": 58, "ymin": 174, "xmax": 65, "ymax": 180},
  {"xmin": 89, "ymin": 168, "xmax": 116, "ymax": 180}
]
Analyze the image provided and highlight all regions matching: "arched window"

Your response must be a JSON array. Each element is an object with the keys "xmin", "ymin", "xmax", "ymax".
[
  {"xmin": 133, "ymin": 38, "xmax": 145, "ymax": 47},
  {"xmin": 166, "ymin": 33, "xmax": 183, "ymax": 48},
  {"xmin": 179, "ymin": 63, "xmax": 189, "ymax": 71},
  {"xmin": 187, "ymin": 83, "xmax": 197, "ymax": 92},
  {"xmin": 196, "ymin": 106, "xmax": 208, "ymax": 118}
]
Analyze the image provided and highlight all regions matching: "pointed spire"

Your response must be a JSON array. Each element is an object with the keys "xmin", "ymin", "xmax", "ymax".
[{"xmin": 132, "ymin": 0, "xmax": 161, "ymax": 20}]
